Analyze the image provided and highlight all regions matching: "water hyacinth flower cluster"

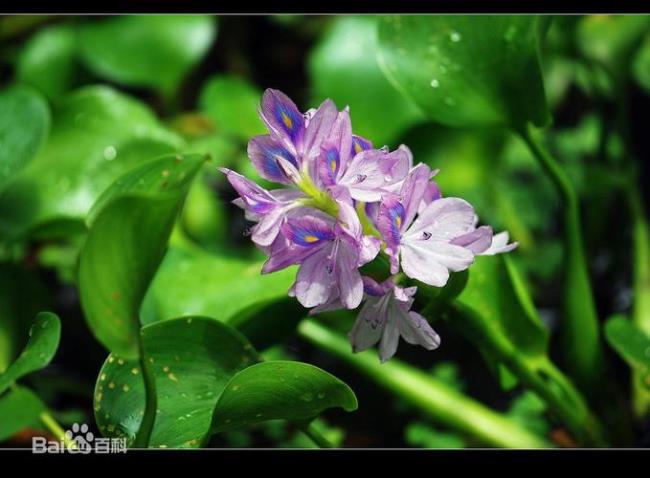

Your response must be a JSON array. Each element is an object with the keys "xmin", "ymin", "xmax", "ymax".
[{"xmin": 221, "ymin": 89, "xmax": 518, "ymax": 362}]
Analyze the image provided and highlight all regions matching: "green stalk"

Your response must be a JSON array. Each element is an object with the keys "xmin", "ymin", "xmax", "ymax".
[
  {"xmin": 627, "ymin": 185, "xmax": 650, "ymax": 417},
  {"xmin": 133, "ymin": 333, "xmax": 157, "ymax": 448},
  {"xmin": 518, "ymin": 124, "xmax": 604, "ymax": 396},
  {"xmin": 39, "ymin": 410, "xmax": 76, "ymax": 450},
  {"xmin": 444, "ymin": 302, "xmax": 605, "ymax": 446},
  {"xmin": 298, "ymin": 320, "xmax": 551, "ymax": 448},
  {"xmin": 298, "ymin": 421, "xmax": 336, "ymax": 448}
]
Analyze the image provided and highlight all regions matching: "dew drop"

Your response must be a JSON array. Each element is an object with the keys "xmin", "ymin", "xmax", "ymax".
[
  {"xmin": 450, "ymin": 31, "xmax": 462, "ymax": 42},
  {"xmin": 103, "ymin": 146, "xmax": 117, "ymax": 161},
  {"xmin": 122, "ymin": 384, "xmax": 130, "ymax": 392},
  {"xmin": 430, "ymin": 78, "xmax": 439, "ymax": 88}
]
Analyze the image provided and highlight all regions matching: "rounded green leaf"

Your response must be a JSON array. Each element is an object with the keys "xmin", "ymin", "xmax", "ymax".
[
  {"xmin": 15, "ymin": 24, "xmax": 78, "ymax": 99},
  {"xmin": 377, "ymin": 15, "xmax": 551, "ymax": 129},
  {"xmin": 0, "ymin": 86, "xmax": 184, "ymax": 240},
  {"xmin": 0, "ymin": 386, "xmax": 46, "ymax": 441},
  {"xmin": 212, "ymin": 361, "xmax": 358, "ymax": 433},
  {"xmin": 0, "ymin": 312, "xmax": 61, "ymax": 395},
  {"xmin": 94, "ymin": 317, "xmax": 260, "ymax": 448},
  {"xmin": 78, "ymin": 16, "xmax": 217, "ymax": 94},
  {"xmin": 198, "ymin": 75, "xmax": 266, "ymax": 141},
  {"xmin": 605, "ymin": 315, "xmax": 650, "ymax": 389},
  {"xmin": 308, "ymin": 16, "xmax": 424, "ymax": 146},
  {"xmin": 78, "ymin": 154, "xmax": 206, "ymax": 359},
  {"xmin": 0, "ymin": 86, "xmax": 50, "ymax": 191}
]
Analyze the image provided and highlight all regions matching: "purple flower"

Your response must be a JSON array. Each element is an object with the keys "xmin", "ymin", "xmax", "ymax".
[
  {"xmin": 481, "ymin": 231, "xmax": 519, "ymax": 255},
  {"xmin": 219, "ymin": 87, "xmax": 520, "ymax": 363},
  {"xmin": 220, "ymin": 168, "xmax": 305, "ymax": 246},
  {"xmin": 271, "ymin": 213, "xmax": 378, "ymax": 309},
  {"xmin": 348, "ymin": 277, "xmax": 441, "ymax": 363},
  {"xmin": 377, "ymin": 165, "xmax": 477, "ymax": 287}
]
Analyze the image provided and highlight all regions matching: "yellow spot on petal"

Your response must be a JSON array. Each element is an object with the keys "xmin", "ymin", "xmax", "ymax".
[
  {"xmin": 281, "ymin": 111, "xmax": 293, "ymax": 129},
  {"xmin": 395, "ymin": 216, "xmax": 401, "ymax": 228},
  {"xmin": 304, "ymin": 234, "xmax": 319, "ymax": 243},
  {"xmin": 354, "ymin": 142, "xmax": 362, "ymax": 154}
]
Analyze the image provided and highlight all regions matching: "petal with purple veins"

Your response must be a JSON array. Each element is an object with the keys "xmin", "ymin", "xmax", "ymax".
[
  {"xmin": 294, "ymin": 248, "xmax": 335, "ymax": 308},
  {"xmin": 481, "ymin": 231, "xmax": 519, "ymax": 255},
  {"xmin": 400, "ymin": 239, "xmax": 475, "ymax": 287},
  {"xmin": 281, "ymin": 215, "xmax": 335, "ymax": 247},
  {"xmin": 248, "ymin": 135, "xmax": 299, "ymax": 185},
  {"xmin": 451, "ymin": 225, "xmax": 494, "ymax": 255},
  {"xmin": 259, "ymin": 89, "xmax": 305, "ymax": 153},
  {"xmin": 398, "ymin": 310, "xmax": 441, "ymax": 350}
]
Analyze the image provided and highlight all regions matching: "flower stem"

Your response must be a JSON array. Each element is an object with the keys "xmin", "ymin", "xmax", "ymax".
[
  {"xmin": 298, "ymin": 319, "xmax": 551, "ymax": 448},
  {"xmin": 39, "ymin": 411, "xmax": 76, "ymax": 450},
  {"xmin": 518, "ymin": 124, "xmax": 604, "ymax": 397},
  {"xmin": 298, "ymin": 421, "xmax": 336, "ymax": 448},
  {"xmin": 133, "ymin": 333, "xmax": 157, "ymax": 448},
  {"xmin": 446, "ymin": 302, "xmax": 605, "ymax": 446}
]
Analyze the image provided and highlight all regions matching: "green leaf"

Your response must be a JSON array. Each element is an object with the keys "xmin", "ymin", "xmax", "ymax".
[
  {"xmin": 78, "ymin": 154, "xmax": 206, "ymax": 359},
  {"xmin": 0, "ymin": 312, "xmax": 61, "ymax": 395},
  {"xmin": 605, "ymin": 315, "xmax": 650, "ymax": 389},
  {"xmin": 455, "ymin": 255, "xmax": 549, "ymax": 358},
  {"xmin": 94, "ymin": 317, "xmax": 259, "ymax": 448},
  {"xmin": 0, "ymin": 86, "xmax": 184, "ymax": 241},
  {"xmin": 142, "ymin": 245, "xmax": 297, "ymax": 330},
  {"xmin": 198, "ymin": 75, "xmax": 266, "ymax": 141},
  {"xmin": 0, "ymin": 86, "xmax": 50, "ymax": 191},
  {"xmin": 0, "ymin": 264, "xmax": 52, "ymax": 373},
  {"xmin": 211, "ymin": 361, "xmax": 358, "ymax": 433},
  {"xmin": 95, "ymin": 318, "xmax": 356, "ymax": 448},
  {"xmin": 377, "ymin": 15, "xmax": 551, "ymax": 129},
  {"xmin": 78, "ymin": 16, "xmax": 217, "ymax": 94},
  {"xmin": 15, "ymin": 24, "xmax": 78, "ymax": 99},
  {"xmin": 0, "ymin": 386, "xmax": 46, "ymax": 441},
  {"xmin": 308, "ymin": 16, "xmax": 424, "ymax": 146},
  {"xmin": 633, "ymin": 35, "xmax": 650, "ymax": 92}
]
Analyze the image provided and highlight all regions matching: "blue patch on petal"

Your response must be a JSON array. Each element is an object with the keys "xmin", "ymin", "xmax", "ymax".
[
  {"xmin": 262, "ymin": 146, "xmax": 299, "ymax": 182},
  {"xmin": 387, "ymin": 202, "xmax": 405, "ymax": 244},
  {"xmin": 275, "ymin": 104, "xmax": 304, "ymax": 142},
  {"xmin": 286, "ymin": 224, "xmax": 334, "ymax": 247},
  {"xmin": 351, "ymin": 135, "xmax": 373, "ymax": 156}
]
